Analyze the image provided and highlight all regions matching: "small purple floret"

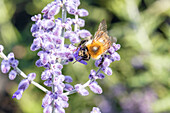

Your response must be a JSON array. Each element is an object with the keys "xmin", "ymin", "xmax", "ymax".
[
  {"xmin": 1, "ymin": 60, "xmax": 11, "ymax": 73},
  {"xmin": 89, "ymin": 81, "xmax": 102, "ymax": 94},
  {"xmin": 27, "ymin": 73, "xmax": 36, "ymax": 81},
  {"xmin": 18, "ymin": 79, "xmax": 30, "ymax": 91},
  {"xmin": 9, "ymin": 70, "xmax": 17, "ymax": 80},
  {"xmin": 12, "ymin": 89, "xmax": 23, "ymax": 100},
  {"xmin": 77, "ymin": 9, "xmax": 89, "ymax": 17},
  {"xmin": 64, "ymin": 76, "xmax": 73, "ymax": 83},
  {"xmin": 64, "ymin": 84, "xmax": 73, "ymax": 91},
  {"xmin": 75, "ymin": 84, "xmax": 89, "ymax": 96}
]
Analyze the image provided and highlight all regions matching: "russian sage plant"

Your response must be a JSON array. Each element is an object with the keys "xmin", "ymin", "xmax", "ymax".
[{"xmin": 0, "ymin": 0, "xmax": 120, "ymax": 113}]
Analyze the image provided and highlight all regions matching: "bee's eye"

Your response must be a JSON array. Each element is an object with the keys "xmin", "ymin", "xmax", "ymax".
[{"xmin": 92, "ymin": 46, "xmax": 99, "ymax": 52}]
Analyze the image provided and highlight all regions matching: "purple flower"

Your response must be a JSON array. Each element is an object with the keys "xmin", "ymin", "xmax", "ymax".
[
  {"xmin": 42, "ymin": 92, "xmax": 53, "ymax": 108},
  {"xmin": 55, "ymin": 97, "xmax": 69, "ymax": 108},
  {"xmin": 53, "ymin": 28, "xmax": 62, "ymax": 38},
  {"xmin": 43, "ymin": 105, "xmax": 52, "ymax": 113},
  {"xmin": 12, "ymin": 79, "xmax": 30, "ymax": 100},
  {"xmin": 9, "ymin": 70, "xmax": 17, "ymax": 80},
  {"xmin": 41, "ymin": 69, "xmax": 52, "ymax": 80},
  {"xmin": 77, "ymin": 9, "xmax": 89, "ymax": 17},
  {"xmin": 62, "ymin": 18, "xmax": 73, "ymax": 30},
  {"xmin": 78, "ymin": 29, "xmax": 91, "ymax": 38},
  {"xmin": 89, "ymin": 81, "xmax": 102, "ymax": 94},
  {"xmin": 52, "ymin": 68, "xmax": 62, "ymax": 76},
  {"xmin": 77, "ymin": 18, "xmax": 85, "ymax": 27},
  {"xmin": 31, "ymin": 24, "xmax": 39, "ymax": 33},
  {"xmin": 40, "ymin": 52, "xmax": 50, "ymax": 65},
  {"xmin": 75, "ymin": 84, "xmax": 89, "ymax": 96},
  {"xmin": 53, "ymin": 75, "xmax": 65, "ymax": 86},
  {"xmin": 64, "ymin": 31, "xmax": 72, "ymax": 39},
  {"xmin": 1, "ymin": 60, "xmax": 11, "ymax": 73},
  {"xmin": 27, "ymin": 73, "xmax": 36, "ymax": 81},
  {"xmin": 90, "ymin": 107, "xmax": 101, "ymax": 113},
  {"xmin": 102, "ymin": 67, "xmax": 112, "ymax": 76},
  {"xmin": 28, "ymin": 0, "xmax": 121, "ymax": 112},
  {"xmin": 113, "ymin": 43, "xmax": 121, "ymax": 51},
  {"xmin": 108, "ymin": 46, "xmax": 115, "ymax": 54},
  {"xmin": 68, "ymin": 32, "xmax": 80, "ymax": 44},
  {"xmin": 7, "ymin": 52, "xmax": 19, "ymax": 68},
  {"xmin": 10, "ymin": 60, "xmax": 19, "ymax": 68},
  {"xmin": 72, "ymin": 18, "xmax": 85, "ymax": 27},
  {"xmin": 65, "ymin": 1, "xmax": 77, "ymax": 15},
  {"xmin": 89, "ymin": 69, "xmax": 105, "ymax": 80},
  {"xmin": 7, "ymin": 52, "xmax": 14, "ymax": 59},
  {"xmin": 64, "ymin": 76, "xmax": 73, "ymax": 83},
  {"xmin": 42, "ymin": 19, "xmax": 55, "ymax": 30},
  {"xmin": 102, "ymin": 58, "xmax": 112, "ymax": 67},
  {"xmin": 0, "ymin": 45, "xmax": 4, "ymax": 52},
  {"xmin": 54, "ymin": 105, "xmax": 65, "ymax": 113},
  {"xmin": 35, "ymin": 59, "xmax": 44, "ymax": 67},
  {"xmin": 89, "ymin": 69, "xmax": 97, "ymax": 80},
  {"xmin": 97, "ymin": 73, "xmax": 105, "ymax": 79},
  {"xmin": 110, "ymin": 52, "xmax": 121, "ymax": 61},
  {"xmin": 30, "ymin": 38, "xmax": 41, "ymax": 51},
  {"xmin": 12, "ymin": 89, "xmax": 23, "ymax": 100},
  {"xmin": 44, "ymin": 79, "xmax": 53, "ymax": 87},
  {"xmin": 56, "ymin": 83, "xmax": 65, "ymax": 94},
  {"xmin": 42, "ymin": 1, "xmax": 61, "ymax": 19},
  {"xmin": 48, "ymin": 5, "xmax": 60, "ymax": 17},
  {"xmin": 95, "ymin": 59, "xmax": 102, "ymax": 67},
  {"xmin": 64, "ymin": 84, "xmax": 73, "ymax": 91},
  {"xmin": 18, "ymin": 79, "xmax": 30, "ymax": 91},
  {"xmin": 52, "ymin": 63, "xmax": 63, "ymax": 70},
  {"xmin": 31, "ymin": 14, "xmax": 41, "ymax": 21},
  {"xmin": 71, "ymin": 0, "xmax": 80, "ymax": 7}
]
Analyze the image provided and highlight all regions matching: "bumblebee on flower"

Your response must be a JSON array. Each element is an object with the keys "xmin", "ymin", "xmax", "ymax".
[{"xmin": 73, "ymin": 20, "xmax": 121, "ymax": 67}]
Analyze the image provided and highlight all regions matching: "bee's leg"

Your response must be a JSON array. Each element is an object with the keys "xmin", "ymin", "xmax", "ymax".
[
  {"xmin": 98, "ymin": 55, "xmax": 104, "ymax": 67},
  {"xmin": 73, "ymin": 57, "xmax": 83, "ymax": 64},
  {"xmin": 77, "ymin": 39, "xmax": 88, "ymax": 48}
]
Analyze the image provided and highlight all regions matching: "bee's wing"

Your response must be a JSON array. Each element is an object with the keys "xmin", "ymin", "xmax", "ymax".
[
  {"xmin": 98, "ymin": 19, "xmax": 107, "ymax": 32},
  {"xmin": 110, "ymin": 36, "xmax": 117, "ymax": 43},
  {"xmin": 93, "ymin": 20, "xmax": 112, "ymax": 52},
  {"xmin": 94, "ymin": 20, "xmax": 108, "ymax": 41}
]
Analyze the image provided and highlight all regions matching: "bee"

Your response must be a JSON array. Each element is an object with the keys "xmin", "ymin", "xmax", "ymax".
[{"xmin": 74, "ymin": 20, "xmax": 113, "ymax": 64}]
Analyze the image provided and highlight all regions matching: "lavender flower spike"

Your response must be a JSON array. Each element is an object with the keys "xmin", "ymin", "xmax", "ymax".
[
  {"xmin": 75, "ymin": 84, "xmax": 89, "ymax": 96},
  {"xmin": 89, "ymin": 81, "xmax": 103, "ymax": 94}
]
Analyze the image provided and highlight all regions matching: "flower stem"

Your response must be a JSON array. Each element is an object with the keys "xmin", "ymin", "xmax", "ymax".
[
  {"xmin": 74, "ymin": 7, "xmax": 79, "ymax": 32},
  {"xmin": 61, "ymin": 0, "xmax": 67, "ymax": 49},
  {"xmin": 52, "ymin": 1, "xmax": 67, "ymax": 113},
  {"xmin": 63, "ymin": 67, "xmax": 102, "ymax": 95},
  {"xmin": 0, "ymin": 52, "xmax": 49, "ymax": 93}
]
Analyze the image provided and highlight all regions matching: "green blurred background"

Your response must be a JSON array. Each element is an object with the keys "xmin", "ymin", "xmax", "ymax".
[{"xmin": 0, "ymin": 0, "xmax": 170, "ymax": 113}]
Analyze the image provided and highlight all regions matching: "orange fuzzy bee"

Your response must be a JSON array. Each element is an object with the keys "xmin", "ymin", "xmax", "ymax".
[{"xmin": 74, "ymin": 20, "xmax": 113, "ymax": 64}]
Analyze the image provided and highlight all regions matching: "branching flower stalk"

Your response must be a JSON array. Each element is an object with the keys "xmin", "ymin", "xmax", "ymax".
[
  {"xmin": 0, "ymin": 49, "xmax": 48, "ymax": 93},
  {"xmin": 0, "ymin": 0, "xmax": 121, "ymax": 113},
  {"xmin": 64, "ymin": 67, "xmax": 102, "ymax": 96}
]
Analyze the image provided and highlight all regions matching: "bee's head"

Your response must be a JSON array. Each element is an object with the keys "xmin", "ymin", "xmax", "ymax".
[{"xmin": 78, "ymin": 46, "xmax": 88, "ymax": 57}]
